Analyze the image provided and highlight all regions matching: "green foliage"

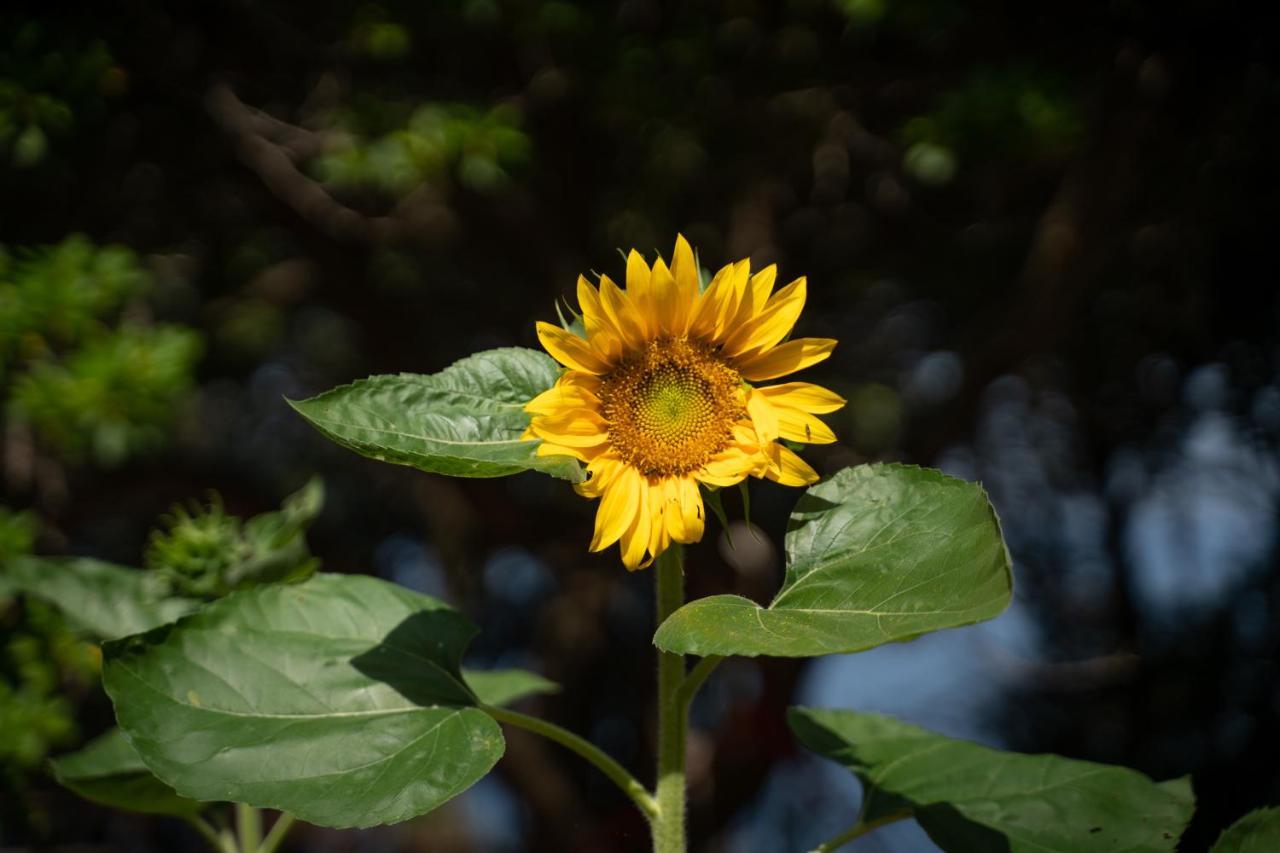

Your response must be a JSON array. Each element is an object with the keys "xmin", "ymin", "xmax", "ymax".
[
  {"xmin": 902, "ymin": 68, "xmax": 1083, "ymax": 170},
  {"xmin": 311, "ymin": 102, "xmax": 530, "ymax": 195},
  {"xmin": 145, "ymin": 478, "xmax": 324, "ymax": 599},
  {"xmin": 104, "ymin": 573, "xmax": 509, "ymax": 828},
  {"xmin": 0, "ymin": 22, "xmax": 119, "ymax": 168},
  {"xmin": 0, "ymin": 505, "xmax": 35, "ymax": 565},
  {"xmin": 2, "ymin": 557, "xmax": 197, "ymax": 641},
  {"xmin": 0, "ymin": 600, "xmax": 92, "ymax": 769},
  {"xmin": 348, "ymin": 5, "xmax": 412, "ymax": 61},
  {"xmin": 0, "ymin": 506, "xmax": 91, "ymax": 780},
  {"xmin": 0, "ymin": 236, "xmax": 203, "ymax": 467},
  {"xmin": 0, "ymin": 235, "xmax": 145, "ymax": 359},
  {"xmin": 49, "ymin": 727, "xmax": 204, "ymax": 817},
  {"xmin": 289, "ymin": 347, "xmax": 583, "ymax": 482},
  {"xmin": 1212, "ymin": 808, "xmax": 1280, "ymax": 853},
  {"xmin": 654, "ymin": 464, "xmax": 1012, "ymax": 657},
  {"xmin": 790, "ymin": 707, "xmax": 1195, "ymax": 852},
  {"xmin": 10, "ymin": 324, "xmax": 202, "ymax": 465}
]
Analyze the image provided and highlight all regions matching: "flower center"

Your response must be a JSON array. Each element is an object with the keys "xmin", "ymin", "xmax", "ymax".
[{"xmin": 599, "ymin": 337, "xmax": 744, "ymax": 478}]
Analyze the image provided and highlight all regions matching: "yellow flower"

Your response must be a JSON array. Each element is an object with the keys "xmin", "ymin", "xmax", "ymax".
[{"xmin": 525, "ymin": 235, "xmax": 844, "ymax": 570}]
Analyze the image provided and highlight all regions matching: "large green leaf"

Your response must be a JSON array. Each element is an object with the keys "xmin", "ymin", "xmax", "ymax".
[
  {"xmin": 1, "ymin": 556, "xmax": 198, "ymax": 640},
  {"xmin": 464, "ymin": 668, "xmax": 558, "ymax": 707},
  {"xmin": 288, "ymin": 347, "xmax": 582, "ymax": 482},
  {"xmin": 654, "ymin": 464, "xmax": 1012, "ymax": 657},
  {"xmin": 790, "ymin": 708, "xmax": 1194, "ymax": 852},
  {"xmin": 103, "ymin": 573, "xmax": 504, "ymax": 829},
  {"xmin": 1212, "ymin": 808, "xmax": 1280, "ymax": 853},
  {"xmin": 50, "ymin": 728, "xmax": 205, "ymax": 817}
]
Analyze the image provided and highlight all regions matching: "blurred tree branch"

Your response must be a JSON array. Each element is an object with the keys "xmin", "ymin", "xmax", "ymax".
[{"xmin": 205, "ymin": 82, "xmax": 453, "ymax": 245}]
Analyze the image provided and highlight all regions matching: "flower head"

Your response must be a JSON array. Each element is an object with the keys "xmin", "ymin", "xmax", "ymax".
[{"xmin": 526, "ymin": 236, "xmax": 844, "ymax": 569}]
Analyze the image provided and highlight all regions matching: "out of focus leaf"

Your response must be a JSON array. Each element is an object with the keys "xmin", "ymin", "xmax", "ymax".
[
  {"xmin": 1211, "ymin": 808, "xmax": 1280, "ymax": 853},
  {"xmin": 464, "ymin": 668, "xmax": 558, "ymax": 707},
  {"xmin": 1, "ymin": 557, "xmax": 198, "ymax": 641}
]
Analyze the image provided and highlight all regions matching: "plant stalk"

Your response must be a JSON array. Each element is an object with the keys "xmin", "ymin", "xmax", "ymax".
[
  {"xmin": 236, "ymin": 803, "xmax": 262, "ymax": 853},
  {"xmin": 258, "ymin": 812, "xmax": 296, "ymax": 853},
  {"xmin": 485, "ymin": 704, "xmax": 658, "ymax": 821},
  {"xmin": 653, "ymin": 544, "xmax": 687, "ymax": 853},
  {"xmin": 809, "ymin": 808, "xmax": 912, "ymax": 852}
]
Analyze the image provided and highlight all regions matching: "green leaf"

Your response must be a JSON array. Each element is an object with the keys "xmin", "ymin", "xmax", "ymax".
[
  {"xmin": 229, "ymin": 476, "xmax": 325, "ymax": 588},
  {"xmin": 464, "ymin": 668, "xmax": 558, "ymax": 707},
  {"xmin": 49, "ymin": 728, "xmax": 205, "ymax": 816},
  {"xmin": 789, "ymin": 707, "xmax": 1194, "ymax": 853},
  {"xmin": 103, "ymin": 573, "xmax": 505, "ymax": 829},
  {"xmin": 288, "ymin": 347, "xmax": 582, "ymax": 482},
  {"xmin": 654, "ymin": 464, "xmax": 1012, "ymax": 657},
  {"xmin": 0, "ymin": 556, "xmax": 198, "ymax": 640},
  {"xmin": 1212, "ymin": 808, "xmax": 1280, "ymax": 853}
]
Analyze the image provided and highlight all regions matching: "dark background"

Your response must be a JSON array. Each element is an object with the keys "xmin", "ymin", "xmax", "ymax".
[{"xmin": 2, "ymin": 1, "xmax": 1278, "ymax": 850}]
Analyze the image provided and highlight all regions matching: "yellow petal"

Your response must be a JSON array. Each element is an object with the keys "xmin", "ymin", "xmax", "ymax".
[
  {"xmin": 646, "ymin": 480, "xmax": 669, "ymax": 563},
  {"xmin": 591, "ymin": 467, "xmax": 642, "ymax": 551},
  {"xmin": 712, "ymin": 260, "xmax": 753, "ymax": 342},
  {"xmin": 649, "ymin": 257, "xmax": 685, "ymax": 336},
  {"xmin": 735, "ymin": 338, "xmax": 836, "ymax": 381},
  {"xmin": 755, "ymin": 382, "xmax": 846, "ymax": 414},
  {"xmin": 533, "ymin": 441, "xmax": 589, "ymax": 462},
  {"xmin": 598, "ymin": 275, "xmax": 648, "ymax": 348},
  {"xmin": 675, "ymin": 477, "xmax": 705, "ymax": 543},
  {"xmin": 671, "ymin": 234, "xmax": 699, "ymax": 299},
  {"xmin": 619, "ymin": 486, "xmax": 653, "ymax": 571},
  {"xmin": 626, "ymin": 249, "xmax": 652, "ymax": 302},
  {"xmin": 746, "ymin": 387, "xmax": 780, "ymax": 442},
  {"xmin": 536, "ymin": 321, "xmax": 614, "ymax": 374},
  {"xmin": 776, "ymin": 408, "xmax": 837, "ymax": 444},
  {"xmin": 528, "ymin": 410, "xmax": 609, "ymax": 447},
  {"xmin": 725, "ymin": 264, "xmax": 777, "ymax": 333},
  {"xmin": 525, "ymin": 380, "xmax": 600, "ymax": 416},
  {"xmin": 576, "ymin": 454, "xmax": 622, "ymax": 498},
  {"xmin": 689, "ymin": 262, "xmax": 737, "ymax": 339},
  {"xmin": 576, "ymin": 276, "xmax": 624, "ymax": 361},
  {"xmin": 764, "ymin": 443, "xmax": 820, "ymax": 486},
  {"xmin": 722, "ymin": 277, "xmax": 806, "ymax": 358}
]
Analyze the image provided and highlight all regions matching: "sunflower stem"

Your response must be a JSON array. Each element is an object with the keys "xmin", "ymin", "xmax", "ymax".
[
  {"xmin": 258, "ymin": 812, "xmax": 297, "ymax": 853},
  {"xmin": 236, "ymin": 803, "xmax": 261, "ymax": 853},
  {"xmin": 808, "ymin": 808, "xmax": 912, "ymax": 851},
  {"xmin": 654, "ymin": 544, "xmax": 687, "ymax": 853},
  {"xmin": 484, "ymin": 704, "xmax": 658, "ymax": 821}
]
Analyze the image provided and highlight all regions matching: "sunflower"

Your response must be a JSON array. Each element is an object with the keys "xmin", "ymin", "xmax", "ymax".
[{"xmin": 525, "ymin": 235, "xmax": 844, "ymax": 570}]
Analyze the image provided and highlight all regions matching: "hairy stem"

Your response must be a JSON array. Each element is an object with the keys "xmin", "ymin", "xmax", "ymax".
[
  {"xmin": 484, "ymin": 704, "xmax": 658, "ymax": 821},
  {"xmin": 653, "ymin": 545, "xmax": 686, "ymax": 853},
  {"xmin": 809, "ymin": 808, "xmax": 912, "ymax": 852}
]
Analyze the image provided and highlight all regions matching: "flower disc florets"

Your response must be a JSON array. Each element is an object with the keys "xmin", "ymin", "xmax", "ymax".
[{"xmin": 600, "ymin": 337, "xmax": 744, "ymax": 478}]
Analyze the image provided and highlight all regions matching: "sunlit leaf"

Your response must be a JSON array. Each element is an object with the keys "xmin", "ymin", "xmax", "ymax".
[
  {"xmin": 103, "ymin": 573, "xmax": 504, "ymax": 829},
  {"xmin": 288, "ymin": 347, "xmax": 582, "ymax": 482},
  {"xmin": 654, "ymin": 464, "xmax": 1012, "ymax": 657},
  {"xmin": 50, "ymin": 728, "xmax": 205, "ymax": 817},
  {"xmin": 790, "ymin": 707, "xmax": 1194, "ymax": 852}
]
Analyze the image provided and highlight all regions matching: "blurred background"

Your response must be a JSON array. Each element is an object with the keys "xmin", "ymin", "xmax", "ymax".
[{"xmin": 1, "ymin": 1, "xmax": 1278, "ymax": 850}]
